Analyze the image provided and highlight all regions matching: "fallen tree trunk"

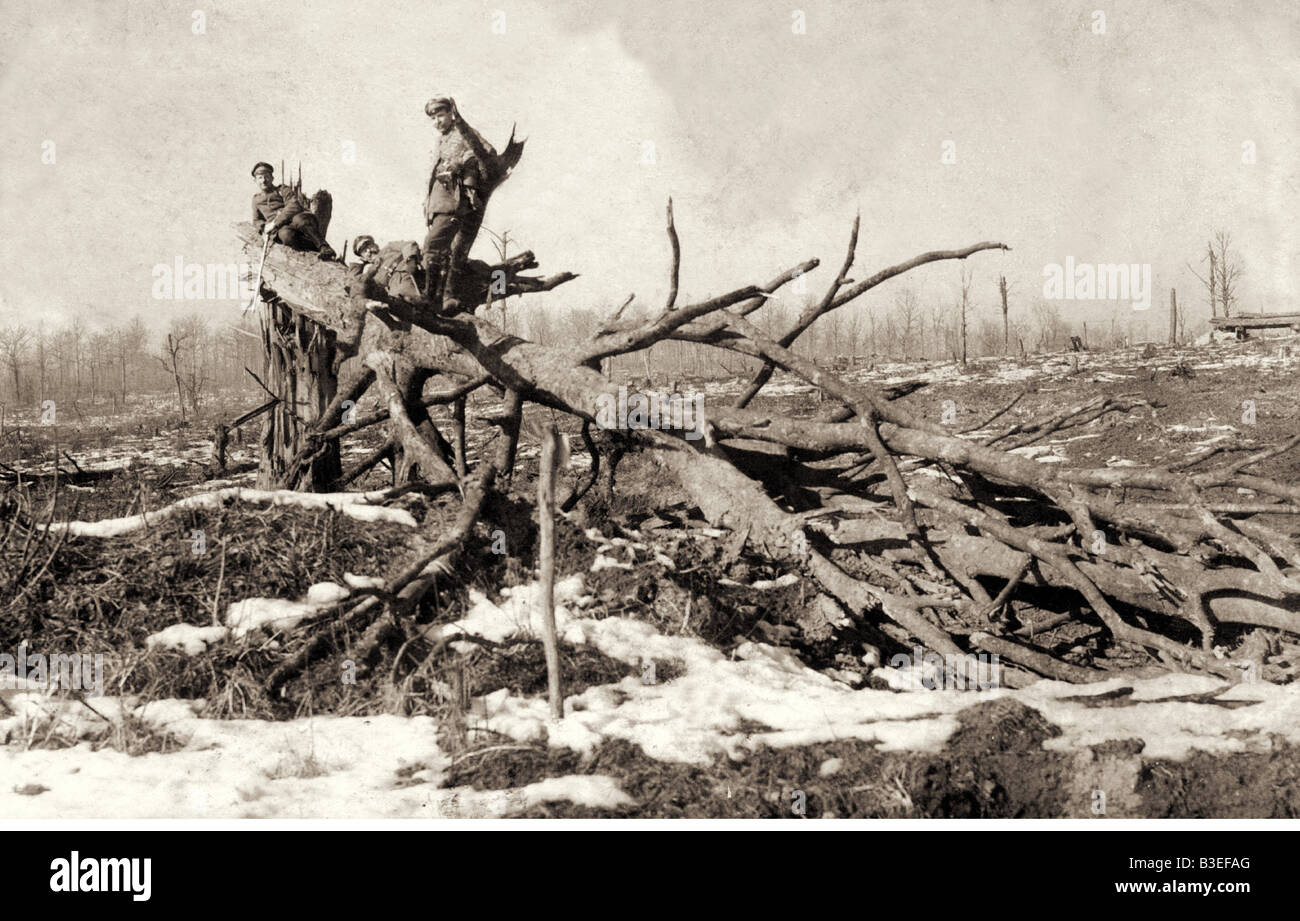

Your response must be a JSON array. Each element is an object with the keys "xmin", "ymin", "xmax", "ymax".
[{"xmin": 238, "ymin": 207, "xmax": 1300, "ymax": 693}]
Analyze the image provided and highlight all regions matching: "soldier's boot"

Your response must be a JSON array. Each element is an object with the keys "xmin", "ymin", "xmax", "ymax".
[
  {"xmin": 419, "ymin": 255, "xmax": 442, "ymax": 303},
  {"xmin": 441, "ymin": 258, "xmax": 463, "ymax": 315},
  {"xmin": 296, "ymin": 221, "xmax": 335, "ymax": 260}
]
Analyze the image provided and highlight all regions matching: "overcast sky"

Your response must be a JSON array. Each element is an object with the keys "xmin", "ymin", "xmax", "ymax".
[{"xmin": 1, "ymin": 0, "xmax": 1296, "ymax": 334}]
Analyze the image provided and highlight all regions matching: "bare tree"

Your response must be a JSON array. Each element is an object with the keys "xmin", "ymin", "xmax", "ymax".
[
  {"xmin": 1188, "ymin": 230, "xmax": 1244, "ymax": 320},
  {"xmin": 1032, "ymin": 301, "xmax": 1065, "ymax": 351},
  {"xmin": 0, "ymin": 325, "xmax": 32, "ymax": 403},
  {"xmin": 173, "ymin": 314, "xmax": 210, "ymax": 415},
  {"xmin": 957, "ymin": 265, "xmax": 973, "ymax": 365},
  {"xmin": 156, "ymin": 327, "xmax": 191, "ymax": 422},
  {"xmin": 34, "ymin": 324, "xmax": 49, "ymax": 405},
  {"xmin": 844, "ymin": 307, "xmax": 864, "ymax": 364},
  {"xmin": 894, "ymin": 288, "xmax": 919, "ymax": 359},
  {"xmin": 1212, "ymin": 231, "xmax": 1244, "ymax": 317},
  {"xmin": 68, "ymin": 316, "xmax": 87, "ymax": 402}
]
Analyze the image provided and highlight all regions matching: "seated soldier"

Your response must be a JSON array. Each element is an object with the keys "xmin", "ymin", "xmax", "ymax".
[
  {"xmin": 348, "ymin": 235, "xmax": 423, "ymax": 300},
  {"xmin": 250, "ymin": 162, "xmax": 336, "ymax": 259}
]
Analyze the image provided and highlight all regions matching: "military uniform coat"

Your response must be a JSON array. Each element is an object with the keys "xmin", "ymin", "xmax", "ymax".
[
  {"xmin": 425, "ymin": 127, "xmax": 493, "ymax": 217},
  {"xmin": 349, "ymin": 241, "xmax": 422, "ymax": 299},
  {"xmin": 251, "ymin": 185, "xmax": 308, "ymax": 232}
]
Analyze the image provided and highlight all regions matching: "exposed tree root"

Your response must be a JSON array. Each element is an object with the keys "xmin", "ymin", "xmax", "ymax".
[{"xmin": 236, "ymin": 211, "xmax": 1300, "ymax": 690}]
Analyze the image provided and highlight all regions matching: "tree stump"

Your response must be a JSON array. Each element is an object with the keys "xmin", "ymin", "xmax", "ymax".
[{"xmin": 257, "ymin": 298, "xmax": 341, "ymax": 490}]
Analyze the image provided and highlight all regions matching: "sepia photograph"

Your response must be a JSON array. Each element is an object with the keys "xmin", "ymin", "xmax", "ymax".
[{"xmin": 0, "ymin": 0, "xmax": 1297, "ymax": 856}]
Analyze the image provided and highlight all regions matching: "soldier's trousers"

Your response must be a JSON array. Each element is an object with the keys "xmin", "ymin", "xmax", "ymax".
[
  {"xmin": 276, "ymin": 212, "xmax": 326, "ymax": 251},
  {"xmin": 422, "ymin": 208, "xmax": 484, "ymax": 270}
]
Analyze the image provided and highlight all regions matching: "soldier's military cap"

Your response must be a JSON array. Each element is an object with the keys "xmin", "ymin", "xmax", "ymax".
[
  {"xmin": 353, "ymin": 235, "xmax": 377, "ymax": 256},
  {"xmin": 251, "ymin": 161, "xmax": 274, "ymax": 177},
  {"xmin": 425, "ymin": 96, "xmax": 454, "ymax": 117}
]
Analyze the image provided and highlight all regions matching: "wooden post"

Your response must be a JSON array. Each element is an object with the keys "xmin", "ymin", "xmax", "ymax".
[
  {"xmin": 451, "ymin": 396, "xmax": 468, "ymax": 479},
  {"xmin": 1208, "ymin": 243, "xmax": 1218, "ymax": 319},
  {"xmin": 999, "ymin": 275, "xmax": 1009, "ymax": 357},
  {"xmin": 1169, "ymin": 288, "xmax": 1178, "ymax": 346},
  {"xmin": 537, "ymin": 423, "xmax": 564, "ymax": 720}
]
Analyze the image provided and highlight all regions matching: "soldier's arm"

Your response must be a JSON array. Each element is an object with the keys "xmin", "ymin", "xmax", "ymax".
[
  {"xmin": 252, "ymin": 197, "xmax": 265, "ymax": 233},
  {"xmin": 452, "ymin": 111, "xmax": 497, "ymax": 181},
  {"xmin": 427, "ymin": 153, "xmax": 441, "ymax": 196},
  {"xmin": 275, "ymin": 185, "xmax": 305, "ymax": 222}
]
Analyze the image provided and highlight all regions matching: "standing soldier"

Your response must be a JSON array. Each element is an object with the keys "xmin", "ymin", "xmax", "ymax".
[
  {"xmin": 422, "ymin": 97, "xmax": 496, "ymax": 314},
  {"xmin": 250, "ymin": 162, "xmax": 336, "ymax": 259}
]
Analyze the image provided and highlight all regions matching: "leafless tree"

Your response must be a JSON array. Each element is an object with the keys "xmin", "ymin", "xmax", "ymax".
[
  {"xmin": 0, "ymin": 325, "xmax": 32, "ymax": 404},
  {"xmin": 1032, "ymin": 301, "xmax": 1065, "ymax": 351},
  {"xmin": 894, "ymin": 287, "xmax": 919, "ymax": 359},
  {"xmin": 155, "ymin": 322, "xmax": 196, "ymax": 422},
  {"xmin": 1188, "ymin": 230, "xmax": 1245, "ymax": 319},
  {"xmin": 957, "ymin": 265, "xmax": 973, "ymax": 365}
]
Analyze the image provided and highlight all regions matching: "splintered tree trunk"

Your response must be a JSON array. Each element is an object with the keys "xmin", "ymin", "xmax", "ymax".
[
  {"xmin": 1169, "ymin": 288, "xmax": 1177, "ymax": 345},
  {"xmin": 1208, "ymin": 244, "xmax": 1218, "ymax": 318},
  {"xmin": 999, "ymin": 275, "xmax": 1009, "ymax": 356},
  {"xmin": 257, "ymin": 299, "xmax": 341, "ymax": 490}
]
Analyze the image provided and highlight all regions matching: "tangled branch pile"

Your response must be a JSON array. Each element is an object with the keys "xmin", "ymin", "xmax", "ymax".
[{"xmin": 241, "ymin": 209, "xmax": 1300, "ymax": 693}]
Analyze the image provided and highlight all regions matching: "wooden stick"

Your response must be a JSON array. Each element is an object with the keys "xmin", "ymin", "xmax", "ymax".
[
  {"xmin": 968, "ymin": 632, "xmax": 1109, "ymax": 683},
  {"xmin": 537, "ymin": 423, "xmax": 563, "ymax": 719},
  {"xmin": 452, "ymin": 396, "xmax": 468, "ymax": 479}
]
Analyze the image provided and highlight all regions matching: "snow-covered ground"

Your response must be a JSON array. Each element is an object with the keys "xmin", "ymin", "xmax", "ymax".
[
  {"xmin": 45, "ymin": 486, "xmax": 419, "ymax": 537},
  {"xmin": 697, "ymin": 337, "xmax": 1300, "ymax": 398},
  {"xmin": 4, "ymin": 568, "xmax": 1298, "ymax": 818},
  {"xmin": 0, "ymin": 700, "xmax": 628, "ymax": 818}
]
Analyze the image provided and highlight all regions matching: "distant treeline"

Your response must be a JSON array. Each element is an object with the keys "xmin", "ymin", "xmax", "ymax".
[
  {"xmin": 0, "ymin": 312, "xmax": 263, "ymax": 418},
  {"xmin": 0, "ymin": 290, "xmax": 1207, "ymax": 419}
]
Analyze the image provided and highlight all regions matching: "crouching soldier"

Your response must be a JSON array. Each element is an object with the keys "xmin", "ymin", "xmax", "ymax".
[
  {"xmin": 422, "ymin": 97, "xmax": 495, "ymax": 314},
  {"xmin": 348, "ymin": 235, "xmax": 423, "ymax": 300},
  {"xmin": 251, "ymin": 162, "xmax": 336, "ymax": 259}
]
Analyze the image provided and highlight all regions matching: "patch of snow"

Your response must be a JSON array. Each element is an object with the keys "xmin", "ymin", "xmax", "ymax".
[
  {"xmin": 450, "ymin": 576, "xmax": 1300, "ymax": 765},
  {"xmin": 305, "ymin": 582, "xmax": 351, "ymax": 606},
  {"xmin": 591, "ymin": 553, "xmax": 632, "ymax": 572},
  {"xmin": 46, "ymin": 487, "xmax": 417, "ymax": 538},
  {"xmin": 226, "ymin": 598, "xmax": 318, "ymax": 639},
  {"xmin": 519, "ymin": 775, "xmax": 634, "ymax": 811},
  {"xmin": 0, "ymin": 696, "xmax": 631, "ymax": 818},
  {"xmin": 343, "ymin": 573, "xmax": 386, "ymax": 590},
  {"xmin": 145, "ymin": 624, "xmax": 229, "ymax": 656}
]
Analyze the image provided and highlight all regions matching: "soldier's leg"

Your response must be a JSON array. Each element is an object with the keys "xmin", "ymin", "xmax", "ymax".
[
  {"xmin": 288, "ymin": 213, "xmax": 335, "ymax": 258},
  {"xmin": 388, "ymin": 243, "xmax": 424, "ymax": 300},
  {"xmin": 388, "ymin": 272, "xmax": 423, "ymax": 301},
  {"xmin": 440, "ymin": 210, "xmax": 484, "ymax": 314},
  {"xmin": 422, "ymin": 214, "xmax": 458, "ymax": 300}
]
